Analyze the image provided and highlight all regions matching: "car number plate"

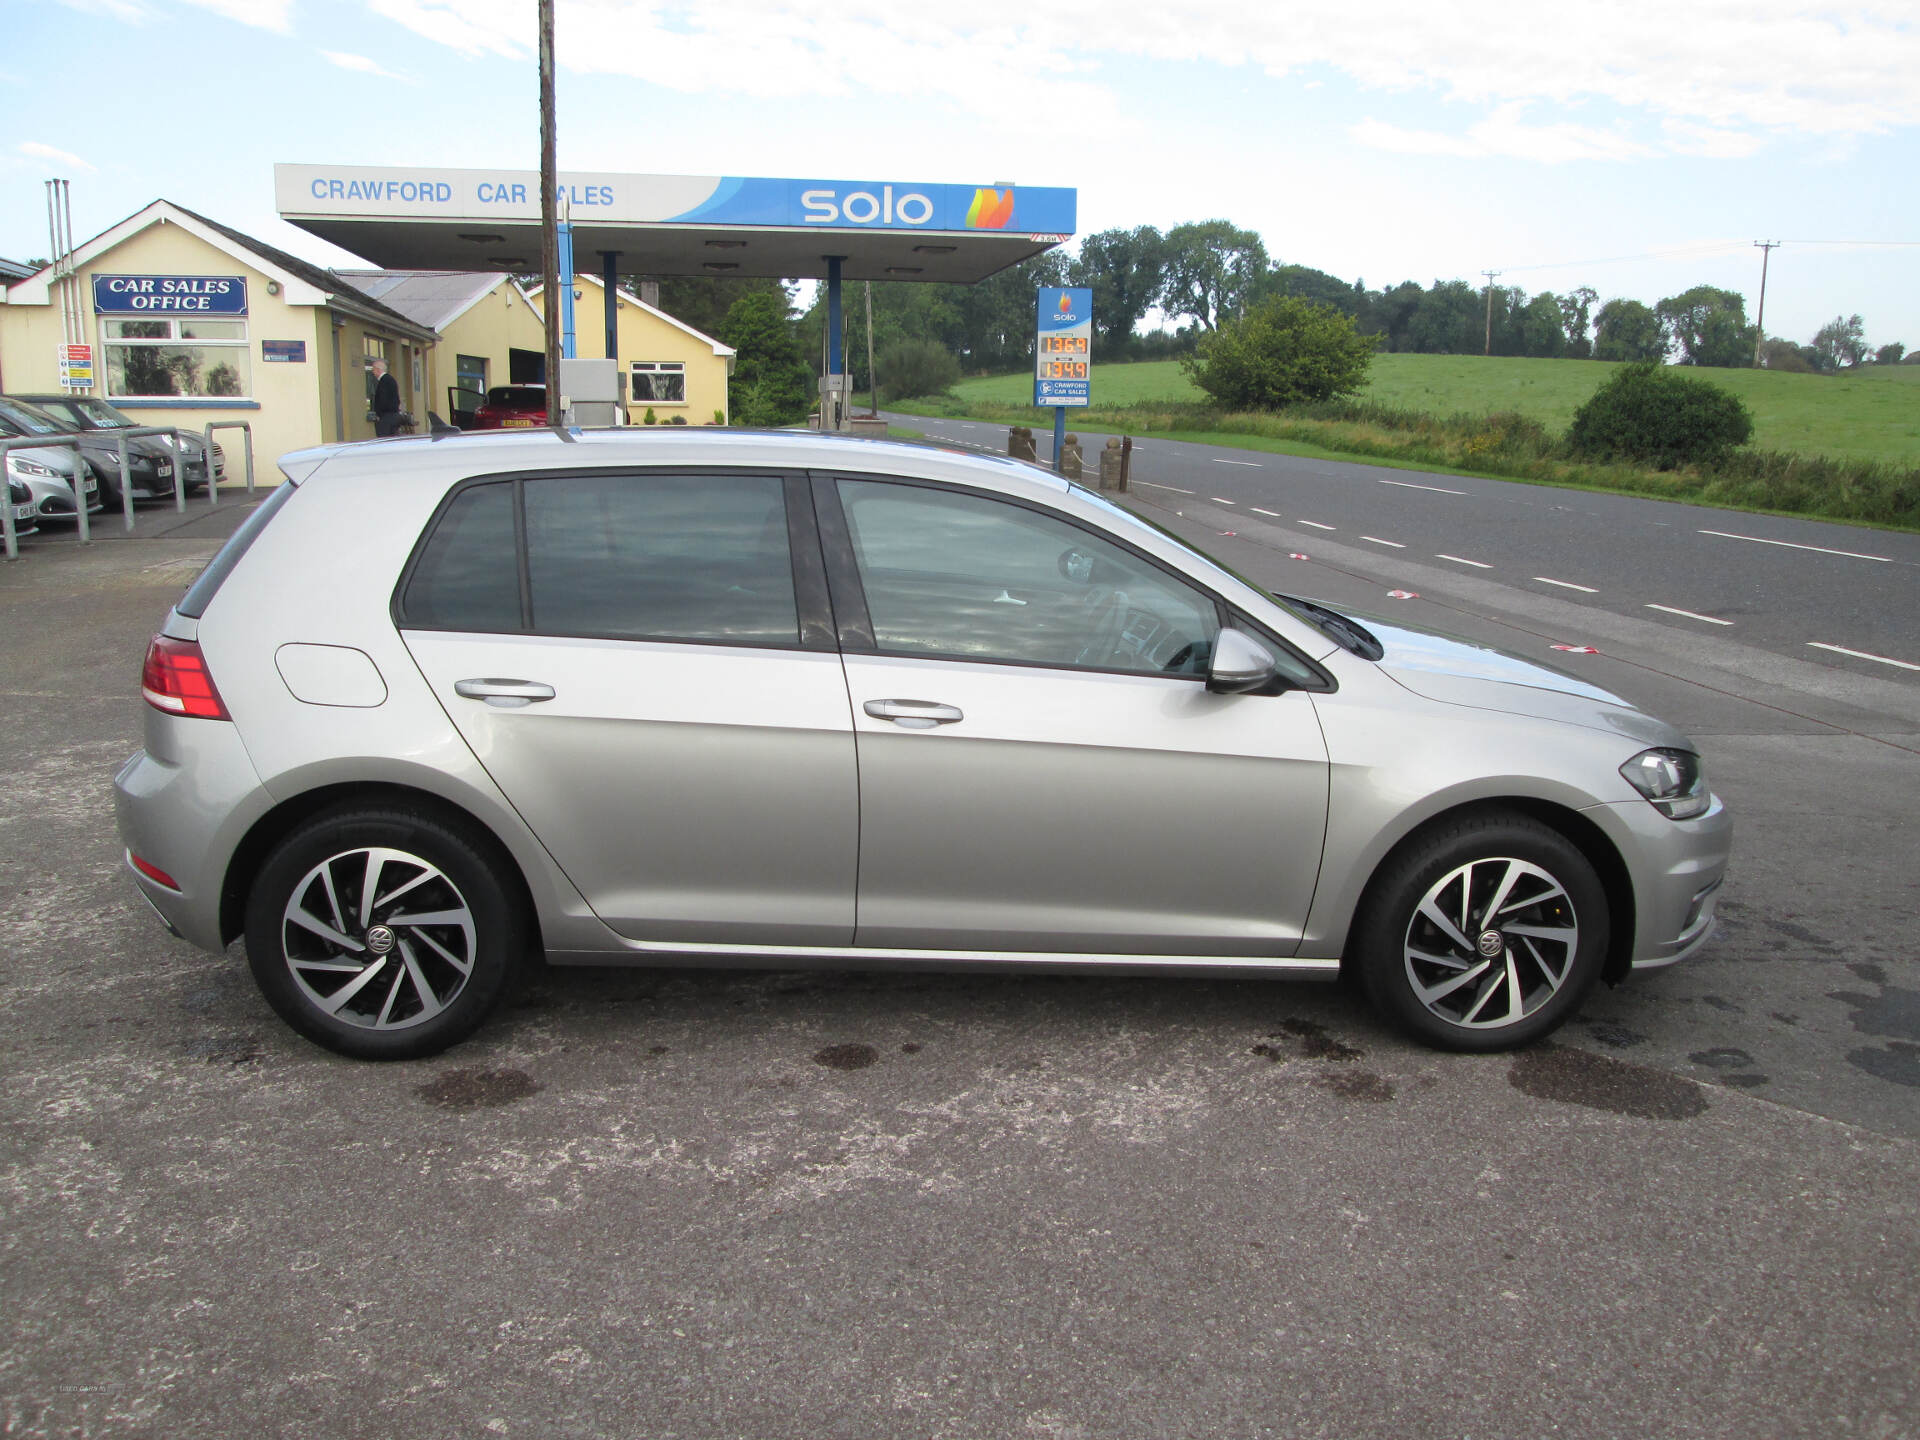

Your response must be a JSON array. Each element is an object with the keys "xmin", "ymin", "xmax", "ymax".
[
  {"xmin": 156, "ymin": 461, "xmax": 172, "ymax": 477},
  {"xmin": 11, "ymin": 504, "xmax": 32, "ymax": 523},
  {"xmin": 84, "ymin": 478, "xmax": 98, "ymax": 494},
  {"xmin": 503, "ymin": 418, "xmax": 536, "ymax": 428}
]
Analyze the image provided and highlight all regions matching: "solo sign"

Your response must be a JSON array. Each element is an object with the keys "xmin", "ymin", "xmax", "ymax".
[
  {"xmin": 1034, "ymin": 287, "xmax": 1092, "ymax": 407},
  {"xmin": 93, "ymin": 275, "xmax": 248, "ymax": 316}
]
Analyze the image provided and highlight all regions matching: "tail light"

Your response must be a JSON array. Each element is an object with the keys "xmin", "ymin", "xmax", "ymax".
[{"xmin": 141, "ymin": 635, "xmax": 230, "ymax": 719}]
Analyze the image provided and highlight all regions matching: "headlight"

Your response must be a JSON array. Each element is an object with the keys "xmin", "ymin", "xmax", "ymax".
[
  {"xmin": 8, "ymin": 457, "xmax": 56, "ymax": 478},
  {"xmin": 1620, "ymin": 748, "xmax": 1709, "ymax": 820}
]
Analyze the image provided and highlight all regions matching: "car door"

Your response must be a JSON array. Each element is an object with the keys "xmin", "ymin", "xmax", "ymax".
[
  {"xmin": 399, "ymin": 468, "xmax": 858, "ymax": 946},
  {"xmin": 820, "ymin": 474, "xmax": 1331, "ymax": 957}
]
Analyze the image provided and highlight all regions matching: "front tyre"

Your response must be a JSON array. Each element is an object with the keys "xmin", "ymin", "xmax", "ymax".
[
  {"xmin": 1353, "ymin": 811, "xmax": 1609, "ymax": 1052},
  {"xmin": 244, "ymin": 805, "xmax": 523, "ymax": 1060}
]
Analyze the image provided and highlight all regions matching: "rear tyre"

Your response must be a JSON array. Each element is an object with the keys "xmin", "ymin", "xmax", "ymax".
[
  {"xmin": 244, "ymin": 805, "xmax": 523, "ymax": 1060},
  {"xmin": 1352, "ymin": 811, "xmax": 1608, "ymax": 1052}
]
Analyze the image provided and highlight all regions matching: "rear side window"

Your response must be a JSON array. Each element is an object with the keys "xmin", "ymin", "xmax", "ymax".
[
  {"xmin": 523, "ymin": 473, "xmax": 798, "ymax": 644},
  {"xmin": 400, "ymin": 482, "xmax": 522, "ymax": 632},
  {"xmin": 177, "ymin": 479, "xmax": 299, "ymax": 618}
]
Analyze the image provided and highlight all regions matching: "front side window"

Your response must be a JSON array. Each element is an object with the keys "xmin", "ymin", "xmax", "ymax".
[
  {"xmin": 630, "ymin": 362, "xmax": 686, "ymax": 404},
  {"xmin": 524, "ymin": 473, "xmax": 797, "ymax": 644},
  {"xmin": 103, "ymin": 317, "xmax": 251, "ymax": 400},
  {"xmin": 836, "ymin": 479, "xmax": 1219, "ymax": 676}
]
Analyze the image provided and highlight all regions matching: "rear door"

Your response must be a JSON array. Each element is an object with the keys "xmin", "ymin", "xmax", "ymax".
[{"xmin": 399, "ymin": 468, "xmax": 858, "ymax": 946}]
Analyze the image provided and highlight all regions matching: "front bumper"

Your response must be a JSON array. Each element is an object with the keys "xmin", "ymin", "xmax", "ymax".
[{"xmin": 1583, "ymin": 792, "xmax": 1733, "ymax": 971}]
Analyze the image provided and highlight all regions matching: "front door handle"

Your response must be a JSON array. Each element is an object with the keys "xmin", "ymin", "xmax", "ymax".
[
  {"xmin": 863, "ymin": 698, "xmax": 963, "ymax": 729},
  {"xmin": 455, "ymin": 677, "xmax": 556, "ymax": 708}
]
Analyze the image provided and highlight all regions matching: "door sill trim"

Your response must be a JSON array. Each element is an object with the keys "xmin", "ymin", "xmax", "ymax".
[{"xmin": 548, "ymin": 939, "xmax": 1342, "ymax": 978}]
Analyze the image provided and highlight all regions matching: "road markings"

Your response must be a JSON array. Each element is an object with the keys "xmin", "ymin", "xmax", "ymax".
[
  {"xmin": 1647, "ymin": 603, "xmax": 1733, "ymax": 626},
  {"xmin": 1250, "ymin": 507, "xmax": 1280, "ymax": 517},
  {"xmin": 1534, "ymin": 577, "xmax": 1599, "ymax": 593},
  {"xmin": 1212, "ymin": 497, "xmax": 1237, "ymax": 505},
  {"xmin": 1135, "ymin": 481, "xmax": 1194, "ymax": 494},
  {"xmin": 1361, "ymin": 536, "xmax": 1406, "ymax": 548},
  {"xmin": 1807, "ymin": 642, "xmax": 1920, "ymax": 672},
  {"xmin": 1437, "ymin": 554, "xmax": 1493, "ymax": 569},
  {"xmin": 1382, "ymin": 479, "xmax": 1467, "ymax": 495},
  {"xmin": 1213, "ymin": 458, "xmax": 1263, "ymax": 467},
  {"xmin": 1699, "ymin": 529, "xmax": 1890, "ymax": 563},
  {"xmin": 1299, "ymin": 520, "xmax": 1336, "ymax": 531}
]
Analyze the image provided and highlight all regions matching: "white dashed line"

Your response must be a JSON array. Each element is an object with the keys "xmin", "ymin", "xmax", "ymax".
[
  {"xmin": 1806, "ymin": 642, "xmax": 1920, "ymax": 672},
  {"xmin": 1381, "ymin": 479, "xmax": 1467, "ymax": 495},
  {"xmin": 1212, "ymin": 458, "xmax": 1263, "ymax": 467},
  {"xmin": 1135, "ymin": 481, "xmax": 1194, "ymax": 494},
  {"xmin": 1361, "ymin": 536, "xmax": 1406, "ymax": 548},
  {"xmin": 1250, "ymin": 507, "xmax": 1280, "ymax": 517},
  {"xmin": 1437, "ymin": 554, "xmax": 1492, "ymax": 569},
  {"xmin": 1699, "ymin": 530, "xmax": 1890, "ymax": 563},
  {"xmin": 1534, "ymin": 577, "xmax": 1598, "ymax": 593},
  {"xmin": 1299, "ymin": 520, "xmax": 1336, "ymax": 531},
  {"xmin": 1212, "ymin": 497, "xmax": 1237, "ymax": 505},
  {"xmin": 1646, "ymin": 603, "xmax": 1733, "ymax": 626}
]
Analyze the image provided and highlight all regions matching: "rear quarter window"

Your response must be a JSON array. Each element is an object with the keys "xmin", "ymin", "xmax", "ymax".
[{"xmin": 398, "ymin": 481, "xmax": 524, "ymax": 632}]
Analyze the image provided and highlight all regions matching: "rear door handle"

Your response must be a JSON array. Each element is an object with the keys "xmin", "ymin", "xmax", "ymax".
[
  {"xmin": 863, "ymin": 698, "xmax": 963, "ymax": 729},
  {"xmin": 455, "ymin": 677, "xmax": 556, "ymax": 708}
]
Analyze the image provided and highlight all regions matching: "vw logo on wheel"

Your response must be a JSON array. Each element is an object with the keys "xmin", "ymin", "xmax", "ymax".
[
  {"xmin": 1477, "ymin": 929, "xmax": 1505, "ymax": 958},
  {"xmin": 365, "ymin": 924, "xmax": 397, "ymax": 955}
]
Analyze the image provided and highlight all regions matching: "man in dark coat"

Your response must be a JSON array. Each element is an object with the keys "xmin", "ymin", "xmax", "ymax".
[{"xmin": 371, "ymin": 356, "xmax": 404, "ymax": 437}]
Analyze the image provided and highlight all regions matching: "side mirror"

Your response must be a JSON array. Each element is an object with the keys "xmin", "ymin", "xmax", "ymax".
[
  {"xmin": 1058, "ymin": 546, "xmax": 1095, "ymax": 584},
  {"xmin": 1207, "ymin": 628, "xmax": 1280, "ymax": 694}
]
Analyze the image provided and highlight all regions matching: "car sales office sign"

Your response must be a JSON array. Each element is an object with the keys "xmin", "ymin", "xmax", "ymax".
[
  {"xmin": 1035, "ymin": 287, "xmax": 1091, "ymax": 406},
  {"xmin": 92, "ymin": 275, "xmax": 248, "ymax": 315}
]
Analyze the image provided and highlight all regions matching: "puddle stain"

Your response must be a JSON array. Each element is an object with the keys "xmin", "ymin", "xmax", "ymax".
[
  {"xmin": 183, "ymin": 1033, "xmax": 261, "ymax": 1066},
  {"xmin": 1509, "ymin": 1045, "xmax": 1707, "ymax": 1120},
  {"xmin": 812, "ymin": 1043, "xmax": 878, "ymax": 1072},
  {"xmin": 1827, "ymin": 983, "xmax": 1920, "ymax": 1043},
  {"xmin": 417, "ymin": 1067, "xmax": 541, "ymax": 1109},
  {"xmin": 1689, "ymin": 1047, "xmax": 1756, "ymax": 1070},
  {"xmin": 1319, "ymin": 1070, "xmax": 1394, "ymax": 1102},
  {"xmin": 900, "ymin": 1043, "xmax": 922, "ymax": 1055},
  {"xmin": 1846, "ymin": 1042, "xmax": 1920, "ymax": 1089},
  {"xmin": 1584, "ymin": 1021, "xmax": 1646, "ymax": 1049},
  {"xmin": 1270, "ymin": 1018, "xmax": 1362, "ymax": 1062}
]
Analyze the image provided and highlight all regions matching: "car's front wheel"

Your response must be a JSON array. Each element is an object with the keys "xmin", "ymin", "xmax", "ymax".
[
  {"xmin": 244, "ymin": 804, "xmax": 523, "ymax": 1060},
  {"xmin": 1352, "ymin": 810, "xmax": 1609, "ymax": 1052}
]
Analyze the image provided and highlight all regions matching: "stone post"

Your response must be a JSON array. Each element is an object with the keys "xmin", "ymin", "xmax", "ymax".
[
  {"xmin": 1099, "ymin": 436, "xmax": 1123, "ymax": 489},
  {"xmin": 1060, "ymin": 433, "xmax": 1083, "ymax": 481}
]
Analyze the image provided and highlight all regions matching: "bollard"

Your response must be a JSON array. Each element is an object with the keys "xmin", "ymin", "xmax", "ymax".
[
  {"xmin": 1119, "ymin": 434, "xmax": 1132, "ymax": 493},
  {"xmin": 1008, "ymin": 425, "xmax": 1037, "ymax": 463},
  {"xmin": 117, "ymin": 432, "xmax": 136, "ymax": 532},
  {"xmin": 1060, "ymin": 433, "xmax": 1083, "ymax": 482},
  {"xmin": 1099, "ymin": 436, "xmax": 1122, "ymax": 490}
]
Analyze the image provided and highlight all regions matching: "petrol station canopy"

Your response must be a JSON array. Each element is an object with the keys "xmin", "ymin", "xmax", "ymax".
[{"xmin": 274, "ymin": 165, "xmax": 1076, "ymax": 284}]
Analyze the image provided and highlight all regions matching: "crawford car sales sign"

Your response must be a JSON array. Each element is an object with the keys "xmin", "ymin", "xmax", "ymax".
[{"xmin": 93, "ymin": 275, "xmax": 248, "ymax": 316}]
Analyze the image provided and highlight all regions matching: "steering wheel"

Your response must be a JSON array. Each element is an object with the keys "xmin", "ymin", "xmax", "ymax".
[{"xmin": 1075, "ymin": 588, "xmax": 1131, "ymax": 667}]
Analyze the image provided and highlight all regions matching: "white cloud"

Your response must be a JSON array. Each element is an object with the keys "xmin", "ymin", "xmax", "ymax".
[
  {"xmin": 16, "ymin": 141, "xmax": 97, "ymax": 173},
  {"xmin": 178, "ymin": 0, "xmax": 295, "ymax": 31},
  {"xmin": 1353, "ymin": 104, "xmax": 1656, "ymax": 164},
  {"xmin": 56, "ymin": 0, "xmax": 153, "ymax": 21},
  {"xmin": 321, "ymin": 49, "xmax": 412, "ymax": 81},
  {"xmin": 363, "ymin": 1, "xmax": 1920, "ymax": 156}
]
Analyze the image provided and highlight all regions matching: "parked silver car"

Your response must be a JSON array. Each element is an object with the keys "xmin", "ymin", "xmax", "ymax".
[
  {"xmin": 0, "ymin": 407, "xmax": 100, "ymax": 522},
  {"xmin": 114, "ymin": 431, "xmax": 1730, "ymax": 1060}
]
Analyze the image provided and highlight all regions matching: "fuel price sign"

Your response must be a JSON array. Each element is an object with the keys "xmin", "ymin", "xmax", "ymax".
[{"xmin": 1034, "ymin": 287, "xmax": 1091, "ymax": 406}]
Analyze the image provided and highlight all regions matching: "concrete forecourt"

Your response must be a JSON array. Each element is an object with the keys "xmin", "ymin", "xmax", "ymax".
[{"xmin": 1, "ymin": 436, "xmax": 1916, "ymax": 1437}]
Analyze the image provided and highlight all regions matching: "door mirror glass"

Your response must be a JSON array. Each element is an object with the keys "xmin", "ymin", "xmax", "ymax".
[
  {"xmin": 1208, "ymin": 627, "xmax": 1280, "ymax": 694},
  {"xmin": 1058, "ymin": 546, "xmax": 1096, "ymax": 584}
]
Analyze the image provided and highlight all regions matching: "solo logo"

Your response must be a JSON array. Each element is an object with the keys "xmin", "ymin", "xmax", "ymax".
[{"xmin": 802, "ymin": 185, "xmax": 935, "ymax": 226}]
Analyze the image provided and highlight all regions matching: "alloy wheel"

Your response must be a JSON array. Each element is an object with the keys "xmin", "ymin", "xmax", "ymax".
[{"xmin": 1401, "ymin": 856, "xmax": 1580, "ymax": 1031}]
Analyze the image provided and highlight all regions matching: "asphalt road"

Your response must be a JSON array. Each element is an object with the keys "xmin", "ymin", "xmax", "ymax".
[{"xmin": 3, "ymin": 466, "xmax": 1917, "ymax": 1439}]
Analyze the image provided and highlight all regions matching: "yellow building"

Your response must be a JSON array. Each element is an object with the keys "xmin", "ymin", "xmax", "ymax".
[{"xmin": 0, "ymin": 200, "xmax": 439, "ymax": 469}]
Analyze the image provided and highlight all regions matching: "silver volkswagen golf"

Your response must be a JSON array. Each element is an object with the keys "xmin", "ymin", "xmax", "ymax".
[{"xmin": 114, "ymin": 430, "xmax": 1730, "ymax": 1060}]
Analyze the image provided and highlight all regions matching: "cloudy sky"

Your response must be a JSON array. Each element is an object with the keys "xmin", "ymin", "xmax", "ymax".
[{"xmin": 7, "ymin": 0, "xmax": 1919, "ymax": 349}]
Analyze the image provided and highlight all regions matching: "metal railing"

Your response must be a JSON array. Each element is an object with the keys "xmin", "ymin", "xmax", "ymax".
[
  {"xmin": 105, "ymin": 426, "xmax": 187, "ymax": 539},
  {"xmin": 2, "ymin": 435, "xmax": 84, "ymax": 561},
  {"xmin": 201, "ymin": 420, "xmax": 255, "ymax": 505}
]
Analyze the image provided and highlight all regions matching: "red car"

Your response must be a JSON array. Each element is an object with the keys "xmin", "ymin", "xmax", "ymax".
[{"xmin": 469, "ymin": 385, "xmax": 548, "ymax": 430}]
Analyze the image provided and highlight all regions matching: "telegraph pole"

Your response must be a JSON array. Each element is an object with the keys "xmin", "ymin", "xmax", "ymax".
[
  {"xmin": 1481, "ymin": 270, "xmax": 1501, "ymax": 356},
  {"xmin": 1752, "ymin": 240, "xmax": 1780, "ymax": 367},
  {"xmin": 538, "ymin": 0, "xmax": 561, "ymax": 426}
]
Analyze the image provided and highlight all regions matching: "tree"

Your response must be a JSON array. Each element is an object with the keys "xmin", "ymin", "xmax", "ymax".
[
  {"xmin": 1593, "ymin": 299, "xmax": 1667, "ymax": 363},
  {"xmin": 1159, "ymin": 221, "xmax": 1268, "ymax": 331},
  {"xmin": 1404, "ymin": 280, "xmax": 1482, "ymax": 354},
  {"xmin": 650, "ymin": 275, "xmax": 789, "ymax": 341},
  {"xmin": 719, "ymin": 290, "xmax": 812, "ymax": 426},
  {"xmin": 1874, "ymin": 341, "xmax": 1906, "ymax": 366},
  {"xmin": 1181, "ymin": 296, "xmax": 1376, "ymax": 409},
  {"xmin": 1357, "ymin": 280, "xmax": 1426, "ymax": 352},
  {"xmin": 1268, "ymin": 263, "xmax": 1360, "ymax": 316},
  {"xmin": 1068, "ymin": 226, "xmax": 1167, "ymax": 357},
  {"xmin": 875, "ymin": 339, "xmax": 960, "ymax": 402},
  {"xmin": 1513, "ymin": 292, "xmax": 1569, "ymax": 358},
  {"xmin": 1655, "ymin": 286, "xmax": 1755, "ymax": 367},
  {"xmin": 1568, "ymin": 363, "xmax": 1753, "ymax": 468},
  {"xmin": 1758, "ymin": 338, "xmax": 1818, "ymax": 373},
  {"xmin": 1558, "ymin": 287, "xmax": 1598, "ymax": 358},
  {"xmin": 1810, "ymin": 314, "xmax": 1868, "ymax": 371}
]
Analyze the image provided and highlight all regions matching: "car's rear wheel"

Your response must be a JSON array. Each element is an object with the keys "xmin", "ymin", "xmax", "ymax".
[
  {"xmin": 1352, "ymin": 810, "xmax": 1608, "ymax": 1052},
  {"xmin": 244, "ymin": 805, "xmax": 522, "ymax": 1060}
]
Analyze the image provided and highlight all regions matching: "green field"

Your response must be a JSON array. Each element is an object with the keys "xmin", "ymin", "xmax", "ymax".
[{"xmin": 949, "ymin": 354, "xmax": 1920, "ymax": 463}]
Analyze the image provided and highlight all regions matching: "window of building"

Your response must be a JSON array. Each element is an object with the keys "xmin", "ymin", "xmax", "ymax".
[
  {"xmin": 630, "ymin": 361, "xmax": 686, "ymax": 405},
  {"xmin": 103, "ymin": 316, "xmax": 251, "ymax": 399}
]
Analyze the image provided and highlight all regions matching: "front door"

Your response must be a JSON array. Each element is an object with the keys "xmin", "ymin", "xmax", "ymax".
[
  {"xmin": 825, "ymin": 476, "xmax": 1329, "ymax": 956},
  {"xmin": 399, "ymin": 469, "xmax": 858, "ymax": 946}
]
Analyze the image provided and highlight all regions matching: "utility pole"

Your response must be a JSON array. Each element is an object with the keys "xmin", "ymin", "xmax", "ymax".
[
  {"xmin": 538, "ymin": 0, "xmax": 561, "ymax": 426},
  {"xmin": 864, "ymin": 280, "xmax": 878, "ymax": 417},
  {"xmin": 1752, "ymin": 240, "xmax": 1780, "ymax": 367},
  {"xmin": 1480, "ymin": 271, "xmax": 1501, "ymax": 356}
]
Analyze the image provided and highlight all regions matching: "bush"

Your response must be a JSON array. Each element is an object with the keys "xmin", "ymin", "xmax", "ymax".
[
  {"xmin": 1566, "ymin": 363, "xmax": 1753, "ymax": 469},
  {"xmin": 1181, "ymin": 296, "xmax": 1375, "ymax": 409},
  {"xmin": 876, "ymin": 339, "xmax": 961, "ymax": 402}
]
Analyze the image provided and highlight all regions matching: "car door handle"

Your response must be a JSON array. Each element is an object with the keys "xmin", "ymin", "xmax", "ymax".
[
  {"xmin": 454, "ymin": 677, "xmax": 556, "ymax": 707},
  {"xmin": 863, "ymin": 698, "xmax": 964, "ymax": 729}
]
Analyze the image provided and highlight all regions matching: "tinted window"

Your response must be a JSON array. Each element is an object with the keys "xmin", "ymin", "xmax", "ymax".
[
  {"xmin": 486, "ymin": 387, "xmax": 544, "ymax": 408},
  {"xmin": 524, "ymin": 473, "xmax": 798, "ymax": 645},
  {"xmin": 401, "ymin": 482, "xmax": 523, "ymax": 632},
  {"xmin": 837, "ymin": 479, "xmax": 1218, "ymax": 675}
]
